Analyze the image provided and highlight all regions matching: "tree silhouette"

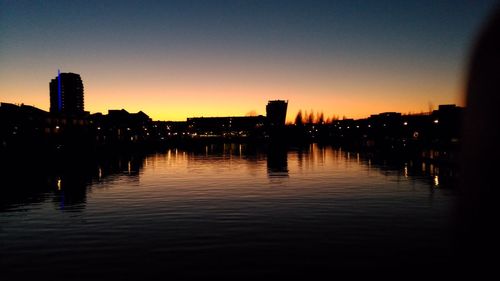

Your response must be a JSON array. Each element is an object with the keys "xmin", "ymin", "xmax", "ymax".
[
  {"xmin": 307, "ymin": 110, "xmax": 314, "ymax": 124},
  {"xmin": 295, "ymin": 110, "xmax": 303, "ymax": 126},
  {"xmin": 317, "ymin": 112, "xmax": 324, "ymax": 124}
]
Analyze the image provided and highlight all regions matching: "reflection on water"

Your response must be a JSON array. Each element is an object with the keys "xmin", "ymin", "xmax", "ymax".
[
  {"xmin": 1, "ymin": 144, "xmax": 456, "ymax": 212},
  {"xmin": 1, "ymin": 144, "xmax": 457, "ymax": 278},
  {"xmin": 0, "ymin": 152, "xmax": 143, "ymax": 212},
  {"xmin": 267, "ymin": 146, "xmax": 289, "ymax": 180}
]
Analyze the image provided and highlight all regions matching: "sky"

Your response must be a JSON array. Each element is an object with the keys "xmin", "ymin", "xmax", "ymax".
[{"xmin": 0, "ymin": 0, "xmax": 498, "ymax": 122}]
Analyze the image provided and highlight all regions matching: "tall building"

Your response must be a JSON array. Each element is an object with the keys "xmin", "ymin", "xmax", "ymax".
[
  {"xmin": 50, "ymin": 72, "xmax": 84, "ymax": 115},
  {"xmin": 266, "ymin": 100, "xmax": 288, "ymax": 128}
]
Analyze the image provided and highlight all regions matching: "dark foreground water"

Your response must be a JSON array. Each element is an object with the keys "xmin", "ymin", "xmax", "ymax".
[{"xmin": 1, "ymin": 144, "xmax": 457, "ymax": 278}]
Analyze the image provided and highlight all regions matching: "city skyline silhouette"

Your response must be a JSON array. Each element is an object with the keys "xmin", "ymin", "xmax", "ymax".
[
  {"xmin": 2, "ymin": 1, "xmax": 499, "ymax": 279},
  {"xmin": 1, "ymin": 1, "xmax": 497, "ymax": 122},
  {"xmin": 2, "ymin": 69, "xmax": 465, "ymax": 125}
]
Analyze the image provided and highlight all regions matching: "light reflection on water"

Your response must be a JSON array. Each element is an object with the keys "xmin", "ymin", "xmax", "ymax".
[{"xmin": 0, "ymin": 144, "xmax": 457, "ymax": 278}]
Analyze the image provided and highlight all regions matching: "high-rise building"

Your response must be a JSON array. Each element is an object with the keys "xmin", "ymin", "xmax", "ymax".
[
  {"xmin": 50, "ymin": 72, "xmax": 84, "ymax": 115},
  {"xmin": 266, "ymin": 100, "xmax": 288, "ymax": 128}
]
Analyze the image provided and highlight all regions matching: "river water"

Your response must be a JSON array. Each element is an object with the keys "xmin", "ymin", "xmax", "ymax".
[{"xmin": 1, "ymin": 144, "xmax": 457, "ymax": 278}]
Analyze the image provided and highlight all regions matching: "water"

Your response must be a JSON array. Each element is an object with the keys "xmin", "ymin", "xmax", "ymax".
[{"xmin": 1, "ymin": 144, "xmax": 457, "ymax": 278}]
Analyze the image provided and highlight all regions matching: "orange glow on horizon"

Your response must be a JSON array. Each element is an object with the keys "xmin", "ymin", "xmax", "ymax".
[
  {"xmin": 0, "ymin": 61, "xmax": 464, "ymax": 123},
  {"xmin": 1, "ymin": 80, "xmax": 464, "ymax": 123}
]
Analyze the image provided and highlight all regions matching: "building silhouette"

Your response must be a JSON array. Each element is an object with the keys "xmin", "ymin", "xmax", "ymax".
[
  {"xmin": 266, "ymin": 100, "xmax": 288, "ymax": 128},
  {"xmin": 50, "ymin": 72, "xmax": 84, "ymax": 115}
]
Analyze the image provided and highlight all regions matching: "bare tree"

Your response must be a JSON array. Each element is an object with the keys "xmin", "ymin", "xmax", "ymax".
[{"xmin": 295, "ymin": 110, "xmax": 303, "ymax": 126}]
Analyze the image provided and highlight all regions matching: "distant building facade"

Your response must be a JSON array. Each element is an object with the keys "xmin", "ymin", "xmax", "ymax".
[
  {"xmin": 266, "ymin": 100, "xmax": 288, "ymax": 127},
  {"xmin": 89, "ymin": 109, "xmax": 152, "ymax": 143},
  {"xmin": 187, "ymin": 116, "xmax": 266, "ymax": 137},
  {"xmin": 50, "ymin": 72, "xmax": 84, "ymax": 115}
]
